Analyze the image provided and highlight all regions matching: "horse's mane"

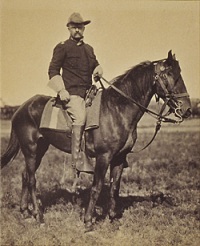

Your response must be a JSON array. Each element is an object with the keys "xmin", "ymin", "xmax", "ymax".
[
  {"xmin": 104, "ymin": 61, "xmax": 154, "ymax": 103},
  {"xmin": 111, "ymin": 61, "xmax": 152, "ymax": 83}
]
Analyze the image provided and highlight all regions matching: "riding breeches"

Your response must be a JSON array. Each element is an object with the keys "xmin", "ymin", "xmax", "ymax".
[{"xmin": 65, "ymin": 95, "xmax": 86, "ymax": 126}]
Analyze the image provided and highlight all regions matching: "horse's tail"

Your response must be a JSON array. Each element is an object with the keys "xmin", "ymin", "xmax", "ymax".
[{"xmin": 1, "ymin": 128, "xmax": 20, "ymax": 169}]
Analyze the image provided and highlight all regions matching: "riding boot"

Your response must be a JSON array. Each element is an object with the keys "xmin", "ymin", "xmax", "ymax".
[{"xmin": 71, "ymin": 125, "xmax": 94, "ymax": 174}]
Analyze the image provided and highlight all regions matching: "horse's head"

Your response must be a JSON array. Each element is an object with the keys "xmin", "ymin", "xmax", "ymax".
[{"xmin": 153, "ymin": 50, "xmax": 191, "ymax": 121}]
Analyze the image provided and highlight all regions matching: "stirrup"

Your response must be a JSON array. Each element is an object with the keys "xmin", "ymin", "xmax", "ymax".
[{"xmin": 76, "ymin": 152, "xmax": 95, "ymax": 174}]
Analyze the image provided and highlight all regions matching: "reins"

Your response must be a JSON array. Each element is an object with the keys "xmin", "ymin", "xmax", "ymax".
[
  {"xmin": 96, "ymin": 73, "xmax": 185, "ymax": 153},
  {"xmin": 98, "ymin": 76, "xmax": 178, "ymax": 123}
]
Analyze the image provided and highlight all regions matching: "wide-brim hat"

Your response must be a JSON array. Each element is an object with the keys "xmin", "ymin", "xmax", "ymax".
[{"xmin": 66, "ymin": 13, "xmax": 91, "ymax": 27}]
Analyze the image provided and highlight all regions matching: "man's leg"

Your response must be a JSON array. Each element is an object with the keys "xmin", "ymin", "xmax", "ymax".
[{"xmin": 66, "ymin": 96, "xmax": 94, "ymax": 173}]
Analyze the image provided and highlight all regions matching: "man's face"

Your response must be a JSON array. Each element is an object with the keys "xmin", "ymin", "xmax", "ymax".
[{"xmin": 68, "ymin": 24, "xmax": 85, "ymax": 40}]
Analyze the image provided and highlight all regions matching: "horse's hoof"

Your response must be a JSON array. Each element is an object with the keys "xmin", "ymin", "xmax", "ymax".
[
  {"xmin": 85, "ymin": 222, "xmax": 93, "ymax": 233},
  {"xmin": 35, "ymin": 213, "xmax": 44, "ymax": 224},
  {"xmin": 21, "ymin": 209, "xmax": 32, "ymax": 220},
  {"xmin": 39, "ymin": 222, "xmax": 45, "ymax": 228},
  {"xmin": 24, "ymin": 216, "xmax": 35, "ymax": 224},
  {"xmin": 25, "ymin": 218, "xmax": 34, "ymax": 223},
  {"xmin": 109, "ymin": 209, "xmax": 117, "ymax": 221}
]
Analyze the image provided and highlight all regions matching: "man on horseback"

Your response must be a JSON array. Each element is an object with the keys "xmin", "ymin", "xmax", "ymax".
[{"xmin": 48, "ymin": 13, "xmax": 103, "ymax": 174}]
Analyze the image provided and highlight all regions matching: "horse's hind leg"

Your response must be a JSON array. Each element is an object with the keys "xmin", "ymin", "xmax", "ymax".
[
  {"xmin": 21, "ymin": 168, "xmax": 31, "ymax": 219},
  {"xmin": 109, "ymin": 162, "xmax": 124, "ymax": 220},
  {"xmin": 21, "ymin": 152, "xmax": 38, "ymax": 221},
  {"xmin": 21, "ymin": 138, "xmax": 49, "ymax": 222}
]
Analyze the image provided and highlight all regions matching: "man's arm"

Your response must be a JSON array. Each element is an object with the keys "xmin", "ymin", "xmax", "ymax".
[
  {"xmin": 48, "ymin": 43, "xmax": 66, "ymax": 79},
  {"xmin": 48, "ymin": 43, "xmax": 70, "ymax": 102}
]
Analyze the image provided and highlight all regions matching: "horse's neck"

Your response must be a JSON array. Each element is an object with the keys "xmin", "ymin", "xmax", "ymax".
[
  {"xmin": 118, "ymin": 75, "xmax": 154, "ymax": 108},
  {"xmin": 103, "ymin": 80, "xmax": 154, "ymax": 117},
  {"xmin": 139, "ymin": 84, "xmax": 154, "ymax": 107},
  {"xmin": 103, "ymin": 64, "xmax": 155, "ymax": 120},
  {"xmin": 108, "ymin": 73, "xmax": 155, "ymax": 125}
]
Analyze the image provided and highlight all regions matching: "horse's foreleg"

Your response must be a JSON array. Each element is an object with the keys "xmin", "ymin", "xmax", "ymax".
[
  {"xmin": 109, "ymin": 162, "xmax": 124, "ymax": 220},
  {"xmin": 84, "ymin": 154, "xmax": 110, "ymax": 231}
]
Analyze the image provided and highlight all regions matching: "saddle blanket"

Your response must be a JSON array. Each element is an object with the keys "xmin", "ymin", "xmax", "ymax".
[
  {"xmin": 39, "ymin": 91, "xmax": 102, "ymax": 132},
  {"xmin": 40, "ymin": 98, "xmax": 72, "ymax": 132}
]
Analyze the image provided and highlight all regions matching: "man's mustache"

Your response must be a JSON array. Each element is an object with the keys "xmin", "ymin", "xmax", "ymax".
[{"xmin": 75, "ymin": 32, "xmax": 83, "ymax": 38}]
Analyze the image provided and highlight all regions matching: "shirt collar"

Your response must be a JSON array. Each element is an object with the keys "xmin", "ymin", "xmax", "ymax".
[{"xmin": 70, "ymin": 37, "xmax": 84, "ymax": 46}]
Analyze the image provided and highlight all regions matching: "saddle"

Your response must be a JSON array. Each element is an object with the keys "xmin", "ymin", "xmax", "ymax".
[{"xmin": 39, "ymin": 85, "xmax": 102, "ymax": 132}]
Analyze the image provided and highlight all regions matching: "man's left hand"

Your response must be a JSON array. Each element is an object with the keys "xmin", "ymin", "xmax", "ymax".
[{"xmin": 93, "ymin": 65, "xmax": 103, "ymax": 82}]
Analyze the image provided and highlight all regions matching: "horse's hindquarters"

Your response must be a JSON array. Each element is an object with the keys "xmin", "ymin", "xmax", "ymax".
[{"xmin": 40, "ymin": 128, "xmax": 71, "ymax": 153}]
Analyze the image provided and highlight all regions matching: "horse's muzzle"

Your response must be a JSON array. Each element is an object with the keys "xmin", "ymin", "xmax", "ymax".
[
  {"xmin": 175, "ymin": 107, "xmax": 191, "ymax": 120},
  {"xmin": 169, "ymin": 97, "xmax": 192, "ymax": 120},
  {"xmin": 175, "ymin": 100, "xmax": 192, "ymax": 119},
  {"xmin": 182, "ymin": 107, "xmax": 192, "ymax": 118}
]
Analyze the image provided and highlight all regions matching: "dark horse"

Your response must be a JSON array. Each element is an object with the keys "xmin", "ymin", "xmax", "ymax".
[{"xmin": 1, "ymin": 51, "xmax": 191, "ymax": 231}]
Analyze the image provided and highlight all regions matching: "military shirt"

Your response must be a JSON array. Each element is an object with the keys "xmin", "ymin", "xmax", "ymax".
[{"xmin": 48, "ymin": 39, "xmax": 99, "ymax": 98}]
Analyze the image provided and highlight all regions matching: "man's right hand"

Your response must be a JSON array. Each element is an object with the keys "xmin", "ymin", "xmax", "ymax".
[{"xmin": 58, "ymin": 89, "xmax": 70, "ymax": 102}]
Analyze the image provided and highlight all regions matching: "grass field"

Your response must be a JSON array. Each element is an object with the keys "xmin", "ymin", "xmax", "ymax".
[{"xmin": 1, "ymin": 118, "xmax": 200, "ymax": 246}]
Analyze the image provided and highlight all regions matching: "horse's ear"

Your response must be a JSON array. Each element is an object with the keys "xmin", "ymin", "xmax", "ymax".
[
  {"xmin": 167, "ymin": 50, "xmax": 176, "ymax": 61},
  {"xmin": 167, "ymin": 50, "xmax": 173, "ymax": 60}
]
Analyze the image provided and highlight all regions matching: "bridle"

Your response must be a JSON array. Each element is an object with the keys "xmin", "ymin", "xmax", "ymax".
[
  {"xmin": 99, "ymin": 59, "xmax": 189, "ymax": 124},
  {"xmin": 153, "ymin": 60, "xmax": 189, "ymax": 122},
  {"xmin": 97, "ymin": 59, "xmax": 189, "ymax": 151}
]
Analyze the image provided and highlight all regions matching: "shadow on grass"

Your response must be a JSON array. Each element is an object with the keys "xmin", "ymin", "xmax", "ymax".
[{"xmin": 39, "ymin": 185, "xmax": 174, "ymax": 220}]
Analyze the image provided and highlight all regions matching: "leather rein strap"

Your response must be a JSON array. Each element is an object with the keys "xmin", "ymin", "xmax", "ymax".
[
  {"xmin": 99, "ymin": 76, "xmax": 178, "ymax": 123},
  {"xmin": 97, "ymin": 66, "xmax": 188, "ymax": 152},
  {"xmin": 98, "ymin": 76, "xmax": 164, "ymax": 152}
]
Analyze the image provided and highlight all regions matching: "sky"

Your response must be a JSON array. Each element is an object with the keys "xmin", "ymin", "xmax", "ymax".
[{"xmin": 1, "ymin": 0, "xmax": 199, "ymax": 105}]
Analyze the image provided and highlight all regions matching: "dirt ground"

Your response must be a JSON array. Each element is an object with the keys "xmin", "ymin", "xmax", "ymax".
[{"xmin": 1, "ymin": 117, "xmax": 200, "ymax": 246}]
